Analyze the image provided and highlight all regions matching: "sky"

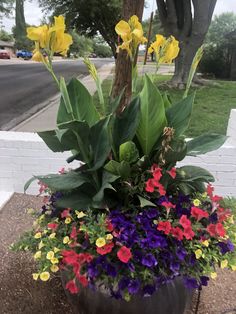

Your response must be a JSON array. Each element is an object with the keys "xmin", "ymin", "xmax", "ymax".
[{"xmin": 1, "ymin": 0, "xmax": 236, "ymax": 33}]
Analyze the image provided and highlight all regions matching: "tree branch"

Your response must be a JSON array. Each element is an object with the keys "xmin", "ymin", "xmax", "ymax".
[{"xmin": 156, "ymin": 0, "xmax": 167, "ymax": 28}]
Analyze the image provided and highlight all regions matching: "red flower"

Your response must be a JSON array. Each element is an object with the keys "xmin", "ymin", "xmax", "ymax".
[
  {"xmin": 151, "ymin": 164, "xmax": 160, "ymax": 172},
  {"xmin": 83, "ymin": 253, "xmax": 93, "ymax": 263},
  {"xmin": 217, "ymin": 207, "xmax": 231, "ymax": 223},
  {"xmin": 179, "ymin": 215, "xmax": 191, "ymax": 229},
  {"xmin": 73, "ymin": 262, "xmax": 81, "ymax": 278},
  {"xmin": 207, "ymin": 184, "xmax": 214, "ymax": 198},
  {"xmin": 145, "ymin": 179, "xmax": 156, "ymax": 193},
  {"xmin": 66, "ymin": 280, "xmax": 79, "ymax": 294},
  {"xmin": 47, "ymin": 223, "xmax": 58, "ymax": 230},
  {"xmin": 156, "ymin": 182, "xmax": 166, "ymax": 196},
  {"xmin": 78, "ymin": 275, "xmax": 88, "ymax": 287},
  {"xmin": 167, "ymin": 167, "xmax": 176, "ymax": 179},
  {"xmin": 157, "ymin": 221, "xmax": 172, "ymax": 235},
  {"xmin": 96, "ymin": 242, "xmax": 114, "ymax": 255},
  {"xmin": 61, "ymin": 250, "xmax": 79, "ymax": 266},
  {"xmin": 183, "ymin": 226, "xmax": 195, "ymax": 240},
  {"xmin": 207, "ymin": 224, "xmax": 217, "ymax": 237},
  {"xmin": 153, "ymin": 168, "xmax": 162, "ymax": 181},
  {"xmin": 106, "ymin": 219, "xmax": 114, "ymax": 232},
  {"xmin": 215, "ymin": 223, "xmax": 226, "ymax": 237},
  {"xmin": 61, "ymin": 208, "xmax": 70, "ymax": 218},
  {"xmin": 70, "ymin": 226, "xmax": 78, "ymax": 240},
  {"xmin": 191, "ymin": 207, "xmax": 209, "ymax": 221},
  {"xmin": 212, "ymin": 195, "xmax": 223, "ymax": 203},
  {"xmin": 171, "ymin": 227, "xmax": 184, "ymax": 241},
  {"xmin": 117, "ymin": 246, "xmax": 132, "ymax": 263},
  {"xmin": 161, "ymin": 201, "xmax": 175, "ymax": 209},
  {"xmin": 59, "ymin": 167, "xmax": 65, "ymax": 174}
]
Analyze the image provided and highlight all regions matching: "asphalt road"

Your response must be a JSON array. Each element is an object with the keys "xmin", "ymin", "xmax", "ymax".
[{"xmin": 0, "ymin": 59, "xmax": 112, "ymax": 129}]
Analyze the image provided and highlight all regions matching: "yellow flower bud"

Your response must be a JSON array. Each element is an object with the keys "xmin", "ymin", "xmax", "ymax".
[
  {"xmin": 34, "ymin": 232, "xmax": 42, "ymax": 239},
  {"xmin": 202, "ymin": 192, "xmax": 207, "ymax": 198},
  {"xmin": 63, "ymin": 236, "xmax": 70, "ymax": 244},
  {"xmin": 210, "ymin": 272, "xmax": 217, "ymax": 279},
  {"xmin": 49, "ymin": 232, "xmax": 56, "ymax": 239},
  {"xmin": 195, "ymin": 249, "xmax": 203, "ymax": 259},
  {"xmin": 40, "ymin": 271, "xmax": 50, "ymax": 281},
  {"xmin": 220, "ymin": 260, "xmax": 228, "ymax": 269},
  {"xmin": 96, "ymin": 237, "xmax": 106, "ymax": 248},
  {"xmin": 46, "ymin": 251, "xmax": 55, "ymax": 260},
  {"xmin": 231, "ymin": 265, "xmax": 236, "ymax": 271},
  {"xmin": 34, "ymin": 251, "xmax": 42, "ymax": 259},
  {"xmin": 51, "ymin": 265, "xmax": 59, "ymax": 273},
  {"xmin": 38, "ymin": 241, "xmax": 45, "ymax": 249},
  {"xmin": 32, "ymin": 273, "xmax": 39, "ymax": 280},
  {"xmin": 65, "ymin": 217, "xmax": 72, "ymax": 224},
  {"xmin": 75, "ymin": 211, "xmax": 87, "ymax": 219},
  {"xmin": 51, "ymin": 257, "xmax": 59, "ymax": 264},
  {"xmin": 54, "ymin": 247, "xmax": 60, "ymax": 253}
]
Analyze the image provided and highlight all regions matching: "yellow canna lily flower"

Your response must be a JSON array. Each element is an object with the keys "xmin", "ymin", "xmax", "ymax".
[
  {"xmin": 148, "ymin": 34, "xmax": 165, "ymax": 55},
  {"xmin": 159, "ymin": 36, "xmax": 180, "ymax": 64},
  {"xmin": 115, "ymin": 15, "xmax": 147, "ymax": 59}
]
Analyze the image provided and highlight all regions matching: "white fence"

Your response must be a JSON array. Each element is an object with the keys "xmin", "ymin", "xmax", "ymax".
[{"xmin": 0, "ymin": 109, "xmax": 236, "ymax": 197}]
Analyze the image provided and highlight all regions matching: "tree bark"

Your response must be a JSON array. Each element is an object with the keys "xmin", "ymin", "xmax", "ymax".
[
  {"xmin": 112, "ymin": 0, "xmax": 145, "ymax": 114},
  {"xmin": 156, "ymin": 0, "xmax": 217, "ymax": 87}
]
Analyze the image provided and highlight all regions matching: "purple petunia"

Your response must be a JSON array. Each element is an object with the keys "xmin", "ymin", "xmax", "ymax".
[
  {"xmin": 141, "ymin": 253, "xmax": 158, "ymax": 268},
  {"xmin": 183, "ymin": 276, "xmax": 199, "ymax": 289},
  {"xmin": 128, "ymin": 279, "xmax": 141, "ymax": 294},
  {"xmin": 218, "ymin": 240, "xmax": 234, "ymax": 254}
]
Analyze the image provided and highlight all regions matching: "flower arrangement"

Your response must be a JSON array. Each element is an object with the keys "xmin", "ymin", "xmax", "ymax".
[{"xmin": 13, "ymin": 15, "xmax": 236, "ymax": 305}]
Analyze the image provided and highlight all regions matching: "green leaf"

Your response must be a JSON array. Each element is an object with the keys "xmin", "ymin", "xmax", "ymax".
[
  {"xmin": 57, "ymin": 78, "xmax": 99, "ymax": 127},
  {"xmin": 38, "ymin": 129, "xmax": 77, "ymax": 152},
  {"xmin": 178, "ymin": 166, "xmax": 215, "ymax": 183},
  {"xmin": 112, "ymin": 96, "xmax": 140, "ymax": 154},
  {"xmin": 56, "ymin": 191, "xmax": 92, "ymax": 210},
  {"xmin": 104, "ymin": 160, "xmax": 131, "ymax": 178},
  {"xmin": 34, "ymin": 171, "xmax": 91, "ymax": 191},
  {"xmin": 138, "ymin": 196, "xmax": 156, "ymax": 208},
  {"xmin": 136, "ymin": 74, "xmax": 167, "ymax": 155},
  {"xmin": 166, "ymin": 93, "xmax": 195, "ymax": 137},
  {"xmin": 93, "ymin": 171, "xmax": 119, "ymax": 203},
  {"xmin": 24, "ymin": 177, "xmax": 37, "ymax": 192},
  {"xmin": 59, "ymin": 77, "xmax": 73, "ymax": 115},
  {"xmin": 89, "ymin": 117, "xmax": 111, "ymax": 171},
  {"xmin": 187, "ymin": 133, "xmax": 227, "ymax": 156},
  {"xmin": 119, "ymin": 141, "xmax": 139, "ymax": 163},
  {"xmin": 108, "ymin": 87, "xmax": 125, "ymax": 114},
  {"xmin": 164, "ymin": 138, "xmax": 187, "ymax": 164},
  {"xmin": 163, "ymin": 92, "xmax": 172, "ymax": 109}
]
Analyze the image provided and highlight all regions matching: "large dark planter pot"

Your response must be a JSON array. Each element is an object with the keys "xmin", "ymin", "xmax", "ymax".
[{"xmin": 61, "ymin": 273, "xmax": 193, "ymax": 314}]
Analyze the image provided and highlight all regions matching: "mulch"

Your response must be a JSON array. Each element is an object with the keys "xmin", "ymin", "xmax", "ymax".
[{"xmin": 0, "ymin": 193, "xmax": 236, "ymax": 314}]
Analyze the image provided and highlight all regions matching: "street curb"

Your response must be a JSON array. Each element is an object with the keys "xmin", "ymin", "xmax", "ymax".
[
  {"xmin": 0, "ymin": 191, "xmax": 14, "ymax": 211},
  {"xmin": 2, "ymin": 62, "xmax": 114, "ymax": 131}
]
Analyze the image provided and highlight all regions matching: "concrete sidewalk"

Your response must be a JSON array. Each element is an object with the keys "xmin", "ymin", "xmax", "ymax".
[{"xmin": 13, "ymin": 62, "xmax": 114, "ymax": 133}]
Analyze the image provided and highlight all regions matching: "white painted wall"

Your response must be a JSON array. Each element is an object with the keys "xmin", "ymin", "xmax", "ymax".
[{"xmin": 0, "ymin": 109, "xmax": 236, "ymax": 197}]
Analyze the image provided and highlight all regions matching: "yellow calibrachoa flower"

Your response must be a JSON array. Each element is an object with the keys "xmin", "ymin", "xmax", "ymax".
[
  {"xmin": 193, "ymin": 199, "xmax": 201, "ymax": 207},
  {"xmin": 51, "ymin": 265, "xmax": 59, "ymax": 273},
  {"xmin": 220, "ymin": 260, "xmax": 228, "ymax": 269},
  {"xmin": 210, "ymin": 272, "xmax": 217, "ymax": 279},
  {"xmin": 195, "ymin": 249, "xmax": 203, "ymax": 259},
  {"xmin": 40, "ymin": 271, "xmax": 50, "ymax": 282},
  {"xmin": 106, "ymin": 234, "xmax": 113, "ymax": 241},
  {"xmin": 34, "ymin": 251, "xmax": 42, "ymax": 259},
  {"xmin": 159, "ymin": 36, "xmax": 180, "ymax": 64},
  {"xmin": 115, "ymin": 15, "xmax": 147, "ymax": 59},
  {"xmin": 63, "ymin": 236, "xmax": 70, "ymax": 244},
  {"xmin": 49, "ymin": 232, "xmax": 56, "ymax": 239},
  {"xmin": 75, "ymin": 210, "xmax": 87, "ymax": 219},
  {"xmin": 32, "ymin": 273, "xmax": 39, "ymax": 280},
  {"xmin": 202, "ymin": 192, "xmax": 208, "ymax": 198},
  {"xmin": 34, "ymin": 232, "xmax": 42, "ymax": 239},
  {"xmin": 202, "ymin": 240, "xmax": 209, "ymax": 247},
  {"xmin": 96, "ymin": 237, "xmax": 106, "ymax": 248},
  {"xmin": 231, "ymin": 265, "xmax": 236, "ymax": 271},
  {"xmin": 65, "ymin": 217, "xmax": 72, "ymax": 224},
  {"xmin": 46, "ymin": 251, "xmax": 55, "ymax": 260}
]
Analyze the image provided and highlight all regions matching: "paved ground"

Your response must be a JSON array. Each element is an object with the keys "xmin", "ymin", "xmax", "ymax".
[
  {"xmin": 1, "ymin": 193, "xmax": 236, "ymax": 314},
  {"xmin": 0, "ymin": 58, "xmax": 113, "ymax": 130}
]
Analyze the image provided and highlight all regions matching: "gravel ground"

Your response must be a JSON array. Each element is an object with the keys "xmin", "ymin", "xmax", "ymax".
[{"xmin": 0, "ymin": 193, "xmax": 236, "ymax": 314}]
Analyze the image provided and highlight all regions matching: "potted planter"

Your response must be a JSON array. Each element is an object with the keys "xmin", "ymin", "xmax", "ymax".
[{"xmin": 12, "ymin": 14, "xmax": 236, "ymax": 314}]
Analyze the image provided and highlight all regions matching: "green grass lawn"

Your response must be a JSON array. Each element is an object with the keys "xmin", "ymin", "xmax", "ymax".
[{"xmin": 94, "ymin": 75, "xmax": 236, "ymax": 137}]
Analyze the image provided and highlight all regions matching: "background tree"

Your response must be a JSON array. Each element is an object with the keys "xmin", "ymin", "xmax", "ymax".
[
  {"xmin": 111, "ymin": 0, "xmax": 145, "ymax": 112},
  {"xmin": 38, "ymin": 0, "xmax": 122, "ymax": 57},
  {"xmin": 143, "ymin": 10, "xmax": 164, "ymax": 42},
  {"xmin": 156, "ymin": 0, "xmax": 217, "ymax": 87},
  {"xmin": 14, "ymin": 0, "xmax": 28, "ymax": 49},
  {"xmin": 199, "ymin": 13, "xmax": 236, "ymax": 79},
  {"xmin": 0, "ymin": 0, "xmax": 14, "ymax": 16},
  {"xmin": 0, "ymin": 29, "xmax": 13, "ymax": 41}
]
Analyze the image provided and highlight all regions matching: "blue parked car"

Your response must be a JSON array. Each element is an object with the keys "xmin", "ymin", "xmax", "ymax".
[{"xmin": 16, "ymin": 50, "xmax": 33, "ymax": 59}]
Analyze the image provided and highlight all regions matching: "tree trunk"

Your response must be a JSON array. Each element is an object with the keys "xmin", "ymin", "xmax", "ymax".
[
  {"xmin": 112, "ymin": 0, "xmax": 145, "ymax": 114},
  {"xmin": 156, "ymin": 0, "xmax": 217, "ymax": 87}
]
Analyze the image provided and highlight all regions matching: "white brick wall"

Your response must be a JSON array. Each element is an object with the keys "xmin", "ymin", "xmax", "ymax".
[{"xmin": 0, "ymin": 109, "xmax": 236, "ymax": 197}]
